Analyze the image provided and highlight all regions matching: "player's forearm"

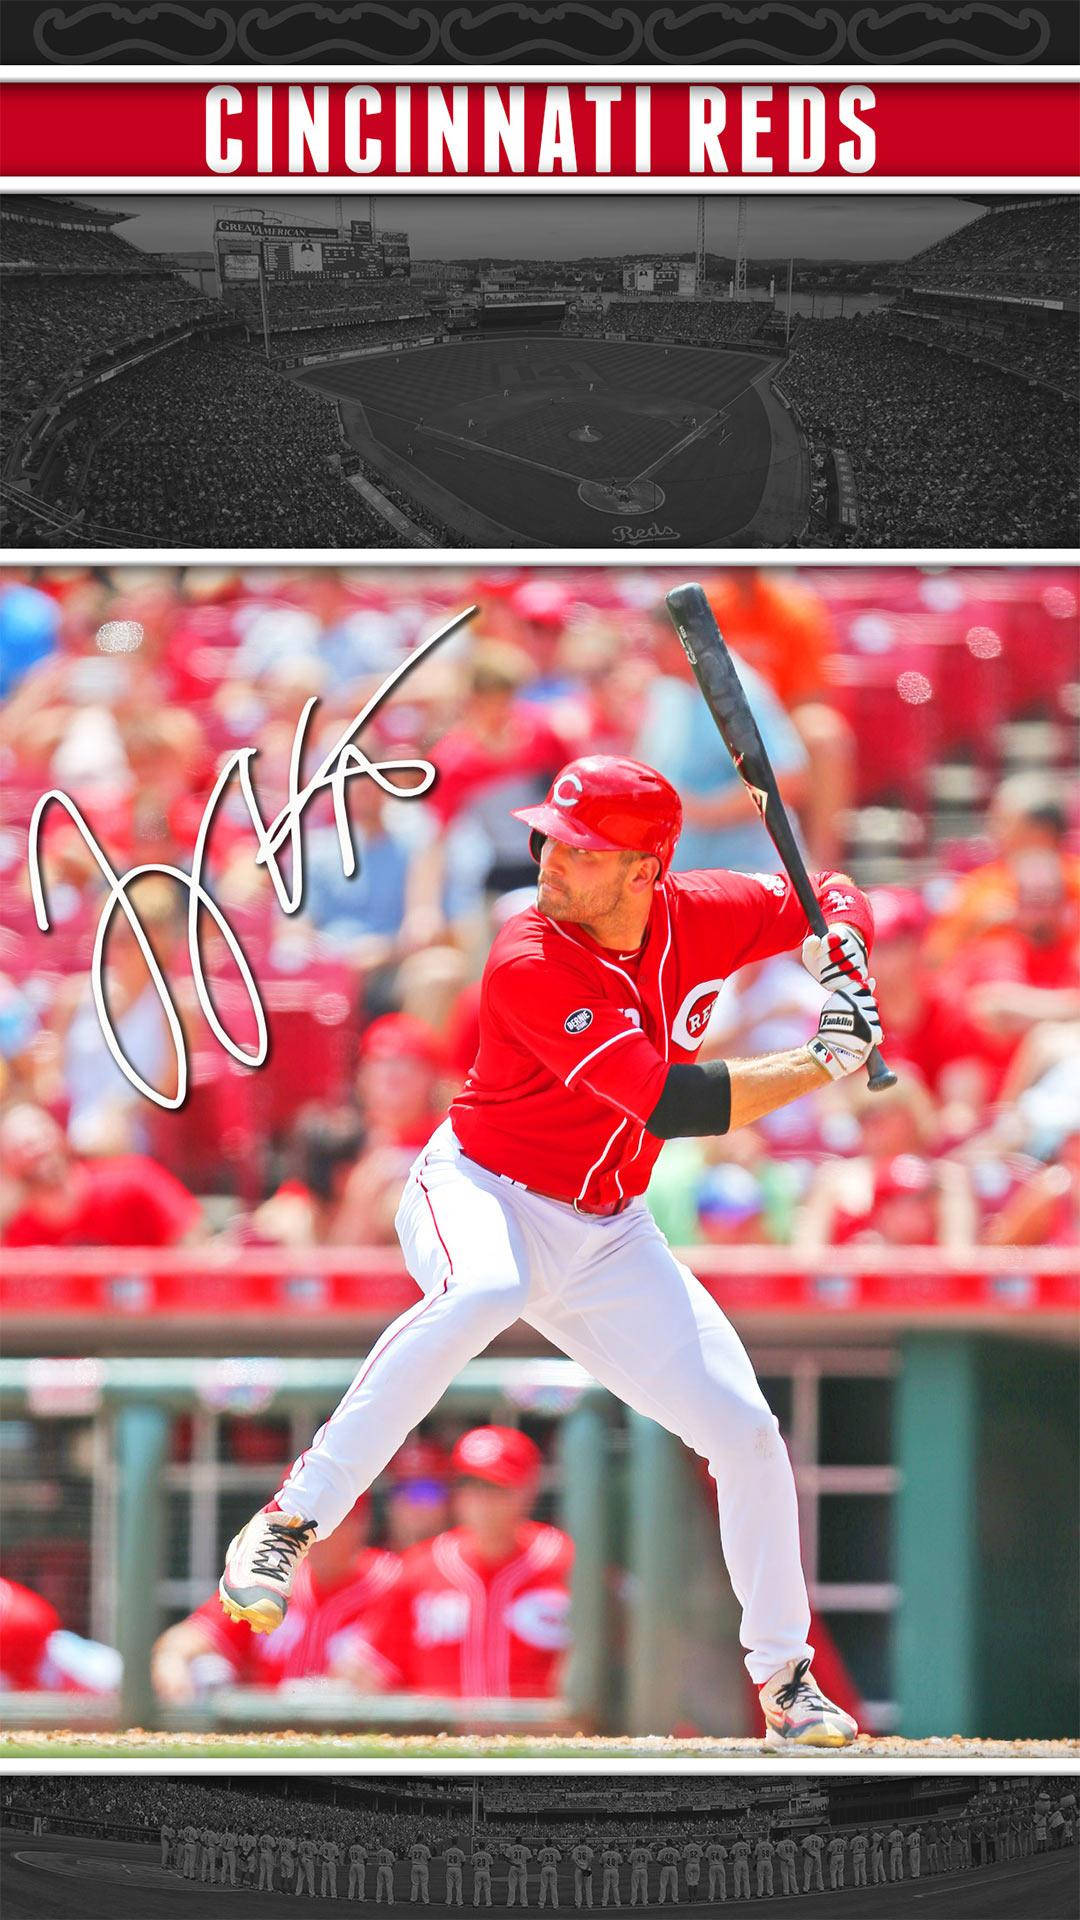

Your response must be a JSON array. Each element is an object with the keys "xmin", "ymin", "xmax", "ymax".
[{"xmin": 726, "ymin": 1048, "xmax": 829, "ymax": 1132}]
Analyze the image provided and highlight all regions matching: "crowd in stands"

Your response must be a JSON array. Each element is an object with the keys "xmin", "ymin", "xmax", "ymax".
[
  {"xmin": 780, "ymin": 316, "xmax": 1079, "ymax": 546},
  {"xmin": 1, "ymin": 273, "xmax": 218, "ymax": 437},
  {"xmin": 30, "ymin": 341, "xmax": 430, "ymax": 545},
  {"xmin": 891, "ymin": 198, "xmax": 1079, "ymax": 303},
  {"xmin": 571, "ymin": 299, "xmax": 764, "ymax": 349},
  {"xmin": 882, "ymin": 308, "xmax": 1079, "ymax": 396},
  {"xmin": 226, "ymin": 277, "xmax": 428, "ymax": 332},
  {"xmin": 0, "ymin": 565, "xmax": 1075, "ymax": 1262},
  {"xmin": 1, "ymin": 211, "xmax": 159, "ymax": 273},
  {"xmin": 4, "ymin": 1776, "xmax": 1075, "ymax": 1903},
  {"xmin": 268, "ymin": 315, "xmax": 439, "ymax": 362}
]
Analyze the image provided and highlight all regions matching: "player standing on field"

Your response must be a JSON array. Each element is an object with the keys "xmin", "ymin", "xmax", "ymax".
[
  {"xmin": 221, "ymin": 757, "xmax": 883, "ymax": 1747},
  {"xmin": 705, "ymin": 1838, "xmax": 727, "ymax": 1902},
  {"xmin": 538, "ymin": 1842, "xmax": 562, "ymax": 1908},
  {"xmin": 572, "ymin": 1842, "xmax": 594, "ymax": 1908},
  {"xmin": 472, "ymin": 1842, "xmax": 494, "ymax": 1907},
  {"xmin": 507, "ymin": 1841, "xmax": 532, "ymax": 1908},
  {"xmin": 376, "ymin": 1842, "xmax": 396, "ymax": 1904},
  {"xmin": 776, "ymin": 1833, "xmax": 798, "ymax": 1897},
  {"xmin": 629, "ymin": 1841, "xmax": 651, "ymax": 1907},
  {"xmin": 445, "ymin": 1843, "xmax": 466, "ymax": 1907},
  {"xmin": 753, "ymin": 1834, "xmax": 775, "ymax": 1899},
  {"xmin": 601, "ymin": 1841, "xmax": 622, "ymax": 1907}
]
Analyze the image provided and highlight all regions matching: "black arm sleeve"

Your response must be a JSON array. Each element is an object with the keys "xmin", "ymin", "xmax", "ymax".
[{"xmin": 645, "ymin": 1060, "xmax": 732, "ymax": 1140}]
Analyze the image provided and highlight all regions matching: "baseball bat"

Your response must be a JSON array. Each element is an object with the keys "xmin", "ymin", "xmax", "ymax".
[{"xmin": 664, "ymin": 581, "xmax": 896, "ymax": 1092}]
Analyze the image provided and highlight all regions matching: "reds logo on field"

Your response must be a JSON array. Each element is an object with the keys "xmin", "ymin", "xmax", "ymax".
[
  {"xmin": 564, "ymin": 1007, "xmax": 594, "ymax": 1035},
  {"xmin": 671, "ymin": 978, "xmax": 727, "ymax": 1049}
]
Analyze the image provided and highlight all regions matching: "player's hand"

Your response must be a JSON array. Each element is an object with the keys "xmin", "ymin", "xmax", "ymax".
[
  {"xmin": 801, "ymin": 925, "xmax": 869, "ymax": 990},
  {"xmin": 805, "ymin": 981, "xmax": 884, "ymax": 1080}
]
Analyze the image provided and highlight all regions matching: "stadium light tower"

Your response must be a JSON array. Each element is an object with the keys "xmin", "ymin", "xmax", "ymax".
[
  {"xmin": 695, "ymin": 195, "xmax": 707, "ymax": 293},
  {"xmin": 734, "ymin": 196, "xmax": 749, "ymax": 297}
]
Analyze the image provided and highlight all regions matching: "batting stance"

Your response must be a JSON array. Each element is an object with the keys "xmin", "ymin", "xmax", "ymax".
[{"xmin": 220, "ymin": 756, "xmax": 882, "ymax": 1747}]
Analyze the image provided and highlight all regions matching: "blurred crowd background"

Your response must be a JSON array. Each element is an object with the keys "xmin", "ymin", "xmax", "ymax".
[{"xmin": 2, "ymin": 562, "xmax": 1077, "ymax": 1258}]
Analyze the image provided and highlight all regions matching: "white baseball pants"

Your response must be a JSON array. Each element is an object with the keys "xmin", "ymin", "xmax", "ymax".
[{"xmin": 281, "ymin": 1119, "xmax": 812, "ymax": 1683}]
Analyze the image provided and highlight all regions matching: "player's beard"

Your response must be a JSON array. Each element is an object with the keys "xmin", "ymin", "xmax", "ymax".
[{"xmin": 536, "ymin": 870, "xmax": 627, "ymax": 930}]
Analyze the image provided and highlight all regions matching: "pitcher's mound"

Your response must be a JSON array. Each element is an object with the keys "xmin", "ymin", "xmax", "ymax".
[{"xmin": 568, "ymin": 423, "xmax": 603, "ymax": 443}]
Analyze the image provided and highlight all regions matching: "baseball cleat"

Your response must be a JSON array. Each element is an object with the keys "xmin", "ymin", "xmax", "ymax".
[
  {"xmin": 760, "ymin": 1656, "xmax": 859, "ymax": 1749},
  {"xmin": 218, "ymin": 1504, "xmax": 317, "ymax": 1633}
]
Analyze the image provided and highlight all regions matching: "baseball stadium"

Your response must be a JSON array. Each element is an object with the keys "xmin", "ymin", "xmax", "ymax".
[
  {"xmin": 3, "ymin": 1774, "xmax": 1078, "ymax": 1919},
  {"xmin": 0, "ymin": 195, "xmax": 1076, "ymax": 547},
  {"xmin": 0, "ymin": 562, "xmax": 1077, "ymax": 1760}
]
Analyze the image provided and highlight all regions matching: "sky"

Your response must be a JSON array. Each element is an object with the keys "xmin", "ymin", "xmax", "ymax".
[{"xmin": 75, "ymin": 193, "xmax": 980, "ymax": 261}]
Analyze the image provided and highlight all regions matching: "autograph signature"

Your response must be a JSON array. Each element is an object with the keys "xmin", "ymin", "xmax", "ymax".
[{"xmin": 27, "ymin": 604, "xmax": 477, "ymax": 1111}]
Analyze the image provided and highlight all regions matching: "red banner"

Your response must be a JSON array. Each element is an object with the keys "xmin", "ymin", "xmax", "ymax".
[{"xmin": 1, "ymin": 81, "xmax": 1076, "ymax": 179}]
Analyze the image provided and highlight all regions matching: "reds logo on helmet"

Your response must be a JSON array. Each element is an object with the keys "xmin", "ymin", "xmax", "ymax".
[
  {"xmin": 671, "ymin": 978, "xmax": 727, "ymax": 1050},
  {"xmin": 512, "ymin": 756, "xmax": 682, "ymax": 877}
]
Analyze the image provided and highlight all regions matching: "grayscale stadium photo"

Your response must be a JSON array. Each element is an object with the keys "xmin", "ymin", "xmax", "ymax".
[
  {"xmin": 3, "ymin": 1773, "xmax": 1078, "ymax": 1919},
  {"xmin": 1, "ymin": 193, "xmax": 1077, "ymax": 550}
]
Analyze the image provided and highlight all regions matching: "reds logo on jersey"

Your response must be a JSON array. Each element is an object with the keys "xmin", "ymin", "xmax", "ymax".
[
  {"xmin": 671, "ymin": 978, "xmax": 727, "ymax": 1050},
  {"xmin": 413, "ymin": 1590, "xmax": 469, "ymax": 1646},
  {"xmin": 505, "ymin": 1586, "xmax": 572, "ymax": 1650}
]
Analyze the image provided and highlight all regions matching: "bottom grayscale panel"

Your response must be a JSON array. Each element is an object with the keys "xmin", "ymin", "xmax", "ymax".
[{"xmin": 3, "ymin": 1775, "xmax": 1077, "ymax": 1920}]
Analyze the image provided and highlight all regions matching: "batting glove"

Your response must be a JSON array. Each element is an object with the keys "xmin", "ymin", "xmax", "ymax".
[
  {"xmin": 806, "ymin": 981, "xmax": 884, "ymax": 1080},
  {"xmin": 801, "ymin": 925, "xmax": 869, "ymax": 990}
]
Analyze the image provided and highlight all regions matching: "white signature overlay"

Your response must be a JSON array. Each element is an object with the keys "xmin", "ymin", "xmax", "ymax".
[{"xmin": 27, "ymin": 605, "xmax": 476, "ymax": 1111}]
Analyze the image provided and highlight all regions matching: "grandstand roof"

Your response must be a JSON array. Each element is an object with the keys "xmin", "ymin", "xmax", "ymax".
[{"xmin": 2, "ymin": 195, "xmax": 133, "ymax": 228}]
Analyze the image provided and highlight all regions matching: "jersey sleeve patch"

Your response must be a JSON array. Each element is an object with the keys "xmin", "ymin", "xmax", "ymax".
[{"xmin": 563, "ymin": 1007, "xmax": 594, "ymax": 1035}]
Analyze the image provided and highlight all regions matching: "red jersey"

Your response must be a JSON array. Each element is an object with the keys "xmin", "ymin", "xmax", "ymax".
[
  {"xmin": 371, "ymin": 1521, "xmax": 572, "ymax": 1697},
  {"xmin": 191, "ymin": 1549, "xmax": 401, "ymax": 1688},
  {"xmin": 2, "ymin": 1154, "xmax": 200, "ymax": 1247},
  {"xmin": 450, "ymin": 868, "xmax": 873, "ymax": 1211}
]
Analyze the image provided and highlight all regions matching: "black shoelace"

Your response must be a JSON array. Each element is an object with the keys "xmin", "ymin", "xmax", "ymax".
[
  {"xmin": 775, "ymin": 1657, "xmax": 828, "ymax": 1712},
  {"xmin": 251, "ymin": 1518, "xmax": 316, "ymax": 1584}
]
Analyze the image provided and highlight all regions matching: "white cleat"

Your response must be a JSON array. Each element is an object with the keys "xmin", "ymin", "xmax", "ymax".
[
  {"xmin": 218, "ymin": 1505, "xmax": 317, "ymax": 1634},
  {"xmin": 760, "ymin": 1656, "xmax": 859, "ymax": 1750}
]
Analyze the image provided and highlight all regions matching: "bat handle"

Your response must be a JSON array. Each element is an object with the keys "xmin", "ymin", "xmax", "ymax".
[{"xmin": 866, "ymin": 1046, "xmax": 898, "ymax": 1092}]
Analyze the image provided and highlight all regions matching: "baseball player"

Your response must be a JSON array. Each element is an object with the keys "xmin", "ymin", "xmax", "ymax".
[
  {"xmin": 410, "ymin": 1841, "xmax": 432, "ymax": 1904},
  {"xmin": 826, "ymin": 1830, "xmax": 846, "ymax": 1890},
  {"xmin": 376, "ymin": 1843, "xmax": 396, "ymax": 1903},
  {"xmin": 776, "ymin": 1834, "xmax": 798, "ymax": 1897},
  {"xmin": 445, "ymin": 1843, "xmax": 466, "ymax": 1906},
  {"xmin": 729, "ymin": 1836, "xmax": 751, "ymax": 1903},
  {"xmin": 682, "ymin": 1840, "xmax": 702, "ymax": 1900},
  {"xmin": 601, "ymin": 1842, "xmax": 622, "ymax": 1907},
  {"xmin": 324, "ymin": 1838, "xmax": 342, "ymax": 1900},
  {"xmin": 924, "ymin": 1822, "xmax": 940, "ymax": 1876},
  {"xmin": 906, "ymin": 1825, "xmax": 922, "ymax": 1879},
  {"xmin": 160, "ymin": 1821, "xmax": 175, "ymax": 1870},
  {"xmin": 629, "ymin": 1843, "xmax": 651, "ymax": 1907},
  {"xmin": 507, "ymin": 1842, "xmax": 532, "ymax": 1907},
  {"xmin": 297, "ymin": 1833, "xmax": 318, "ymax": 1899},
  {"xmin": 472, "ymin": 1843, "xmax": 494, "ymax": 1906},
  {"xmin": 801, "ymin": 1830, "xmax": 825, "ymax": 1894},
  {"xmin": 367, "ymin": 1427, "xmax": 571, "ymax": 1696},
  {"xmin": 240, "ymin": 1828, "xmax": 257, "ymax": 1885},
  {"xmin": 539, "ymin": 1842, "xmax": 562, "ymax": 1907},
  {"xmin": 199, "ymin": 1825, "xmax": 216, "ymax": 1884},
  {"xmin": 220, "ymin": 1826, "xmax": 239, "ymax": 1887},
  {"xmin": 870, "ymin": 1830, "xmax": 886, "ymax": 1886},
  {"xmin": 260, "ymin": 1830, "xmax": 279, "ymax": 1892},
  {"xmin": 221, "ymin": 758, "xmax": 880, "ymax": 1745},
  {"xmin": 181, "ymin": 1823, "xmax": 199, "ymax": 1879},
  {"xmin": 279, "ymin": 1830, "xmax": 298, "ymax": 1891},
  {"xmin": 850, "ymin": 1829, "xmax": 868, "ymax": 1887},
  {"xmin": 753, "ymin": 1836, "xmax": 775, "ymax": 1899},
  {"xmin": 705, "ymin": 1839, "xmax": 727, "ymax": 1902},
  {"xmin": 572, "ymin": 1842, "xmax": 594, "ymax": 1908},
  {"xmin": 887, "ymin": 1825, "xmax": 905, "ymax": 1881},
  {"xmin": 349, "ymin": 1840, "xmax": 368, "ymax": 1900},
  {"xmin": 657, "ymin": 1845, "xmax": 680, "ymax": 1904}
]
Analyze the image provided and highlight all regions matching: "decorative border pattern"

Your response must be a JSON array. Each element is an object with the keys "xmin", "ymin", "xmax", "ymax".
[{"xmin": 12, "ymin": 2, "xmax": 1073, "ymax": 65}]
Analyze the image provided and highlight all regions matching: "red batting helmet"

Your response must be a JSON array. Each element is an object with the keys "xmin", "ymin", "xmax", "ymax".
[{"xmin": 512, "ymin": 756, "xmax": 682, "ymax": 878}]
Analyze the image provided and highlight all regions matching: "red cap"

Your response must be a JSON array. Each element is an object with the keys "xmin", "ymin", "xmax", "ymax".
[
  {"xmin": 869, "ymin": 887, "xmax": 927, "ymax": 943},
  {"xmin": 451, "ymin": 1425, "xmax": 543, "ymax": 1489},
  {"xmin": 359, "ymin": 1013, "xmax": 443, "ymax": 1070},
  {"xmin": 0, "ymin": 1578, "xmax": 60, "ymax": 1687},
  {"xmin": 513, "ymin": 755, "xmax": 682, "ymax": 878},
  {"xmin": 387, "ymin": 1438, "xmax": 451, "ymax": 1487}
]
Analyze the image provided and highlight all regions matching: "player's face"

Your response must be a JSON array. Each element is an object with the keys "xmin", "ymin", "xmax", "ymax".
[{"xmin": 536, "ymin": 838, "xmax": 652, "ymax": 928}]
